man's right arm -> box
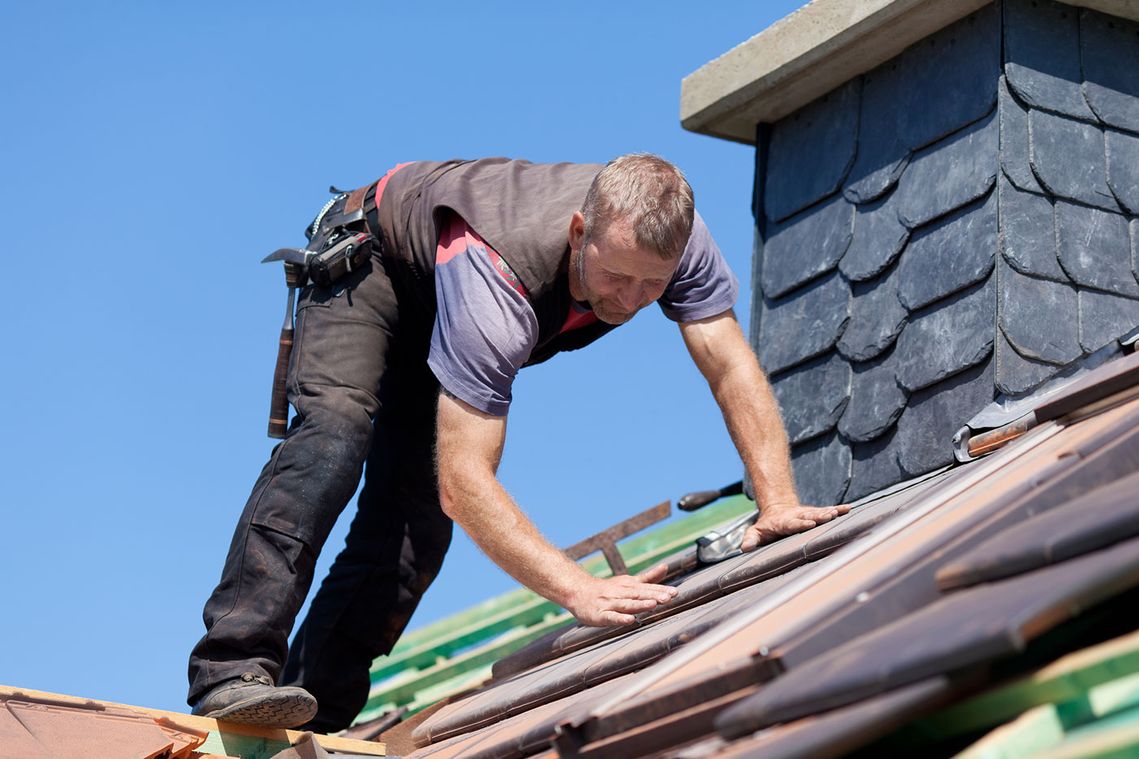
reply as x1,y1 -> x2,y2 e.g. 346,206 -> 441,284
435,391 -> 678,626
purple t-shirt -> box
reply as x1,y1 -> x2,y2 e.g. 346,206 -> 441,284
428,211 -> 738,415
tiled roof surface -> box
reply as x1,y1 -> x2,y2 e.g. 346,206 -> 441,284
359,497 -> 759,725
392,350 -> 1139,757
0,687 -> 386,758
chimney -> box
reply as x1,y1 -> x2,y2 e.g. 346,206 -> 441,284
682,0 -> 1139,504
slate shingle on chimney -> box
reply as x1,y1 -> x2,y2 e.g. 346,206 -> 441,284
737,0 -> 1139,505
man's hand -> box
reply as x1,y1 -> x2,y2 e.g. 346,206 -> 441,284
563,563 -> 678,626
437,394 -> 681,627
740,503 -> 851,551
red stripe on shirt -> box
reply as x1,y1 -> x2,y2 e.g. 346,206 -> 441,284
372,162 -> 411,209
435,213 -> 528,298
436,214 -> 472,266
560,303 -> 598,334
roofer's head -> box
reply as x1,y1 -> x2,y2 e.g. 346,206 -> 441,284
569,153 -> 695,325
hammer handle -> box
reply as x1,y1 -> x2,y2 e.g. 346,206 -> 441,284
678,481 -> 745,512
678,490 -> 721,512
268,326 -> 293,438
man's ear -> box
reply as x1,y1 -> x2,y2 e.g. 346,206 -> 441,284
568,211 -> 586,251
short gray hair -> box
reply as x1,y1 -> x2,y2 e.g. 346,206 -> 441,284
581,153 -> 695,259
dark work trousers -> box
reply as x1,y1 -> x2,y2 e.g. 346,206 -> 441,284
187,249 -> 451,733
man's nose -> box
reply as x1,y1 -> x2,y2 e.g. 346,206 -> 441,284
617,283 -> 643,311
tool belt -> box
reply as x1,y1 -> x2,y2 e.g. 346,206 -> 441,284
263,181 -> 383,288
260,181 -> 382,438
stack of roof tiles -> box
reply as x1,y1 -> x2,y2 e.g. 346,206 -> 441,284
391,350 -> 1139,757
753,0 -> 1139,505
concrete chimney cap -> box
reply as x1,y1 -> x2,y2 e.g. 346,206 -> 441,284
681,0 -> 1139,145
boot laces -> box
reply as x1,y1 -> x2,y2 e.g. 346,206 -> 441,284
239,672 -> 274,687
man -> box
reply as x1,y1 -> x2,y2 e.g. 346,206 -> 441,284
188,154 -> 847,732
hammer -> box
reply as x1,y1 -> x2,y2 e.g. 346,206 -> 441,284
677,480 -> 744,511
262,248 -> 313,438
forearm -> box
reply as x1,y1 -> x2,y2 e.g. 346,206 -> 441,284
710,357 -> 799,509
440,468 -> 592,608
435,392 -> 677,624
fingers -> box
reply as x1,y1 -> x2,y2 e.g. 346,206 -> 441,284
605,597 -> 659,615
574,574 -> 679,627
609,577 -> 677,604
635,562 -> 669,584
597,610 -> 637,626
740,504 -> 854,551
611,586 -> 676,603
740,526 -> 762,552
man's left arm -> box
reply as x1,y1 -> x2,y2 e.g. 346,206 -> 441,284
679,311 -> 849,550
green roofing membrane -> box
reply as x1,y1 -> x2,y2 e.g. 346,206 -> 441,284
947,633 -> 1139,758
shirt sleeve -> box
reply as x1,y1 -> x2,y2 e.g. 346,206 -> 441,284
658,210 -> 739,322
428,217 -> 538,417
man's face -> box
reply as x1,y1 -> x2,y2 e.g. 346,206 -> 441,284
570,213 -> 680,325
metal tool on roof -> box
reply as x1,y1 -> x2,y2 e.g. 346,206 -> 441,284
695,510 -> 758,564
260,225 -> 374,438
676,480 -> 755,564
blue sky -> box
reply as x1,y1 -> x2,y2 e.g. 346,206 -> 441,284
0,1 -> 804,713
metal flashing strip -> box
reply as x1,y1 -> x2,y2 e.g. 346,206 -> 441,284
955,349 -> 1139,461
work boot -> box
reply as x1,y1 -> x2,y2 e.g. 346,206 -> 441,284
192,672 -> 318,728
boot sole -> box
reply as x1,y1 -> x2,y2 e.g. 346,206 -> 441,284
201,691 -> 318,729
